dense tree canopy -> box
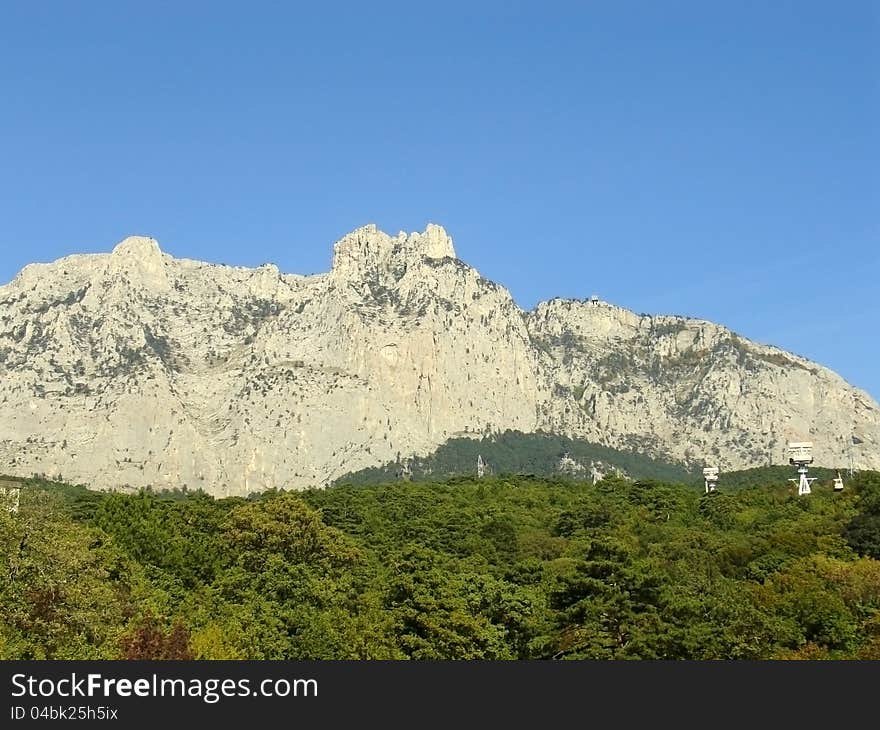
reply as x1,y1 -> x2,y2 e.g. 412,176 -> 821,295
1,470 -> 878,659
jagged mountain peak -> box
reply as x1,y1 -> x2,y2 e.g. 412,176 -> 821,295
104,235 -> 169,291
419,223 -> 456,259
331,223 -> 456,281
0,224 -> 877,495
111,235 -> 162,258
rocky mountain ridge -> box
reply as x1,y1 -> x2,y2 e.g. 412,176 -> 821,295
1,224 -> 877,495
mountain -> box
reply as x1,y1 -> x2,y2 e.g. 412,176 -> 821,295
0,224 -> 877,495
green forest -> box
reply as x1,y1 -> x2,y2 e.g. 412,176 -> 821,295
337,429 -> 696,485
1,469 -> 879,660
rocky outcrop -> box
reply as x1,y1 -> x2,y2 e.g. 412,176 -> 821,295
0,224 -> 877,495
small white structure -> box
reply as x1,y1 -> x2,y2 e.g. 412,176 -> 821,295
833,471 -> 844,492
787,441 -> 816,496
0,483 -> 20,514
787,442 -> 814,464
703,466 -> 719,493
477,454 -> 487,479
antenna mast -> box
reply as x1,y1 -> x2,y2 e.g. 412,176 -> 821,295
849,434 -> 856,478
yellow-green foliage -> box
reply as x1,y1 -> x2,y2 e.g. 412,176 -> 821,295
1,471 -> 879,659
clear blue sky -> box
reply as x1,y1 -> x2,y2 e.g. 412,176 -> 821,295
1,1 -> 877,399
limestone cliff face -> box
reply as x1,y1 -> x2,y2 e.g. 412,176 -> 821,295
0,225 -> 877,494
526,299 -> 878,471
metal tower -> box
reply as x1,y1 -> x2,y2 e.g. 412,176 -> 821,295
703,466 -> 719,494
787,442 -> 816,496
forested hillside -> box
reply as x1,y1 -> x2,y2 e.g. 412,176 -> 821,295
337,430 -> 696,485
1,471 -> 879,659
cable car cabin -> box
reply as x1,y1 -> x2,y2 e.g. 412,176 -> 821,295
833,473 -> 844,492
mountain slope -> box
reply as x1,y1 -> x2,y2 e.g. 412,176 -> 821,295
335,430 -> 696,486
0,224 -> 877,495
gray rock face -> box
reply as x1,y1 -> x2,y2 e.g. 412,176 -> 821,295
1,224 -> 877,495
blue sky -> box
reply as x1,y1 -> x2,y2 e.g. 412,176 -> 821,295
1,1 -> 877,399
